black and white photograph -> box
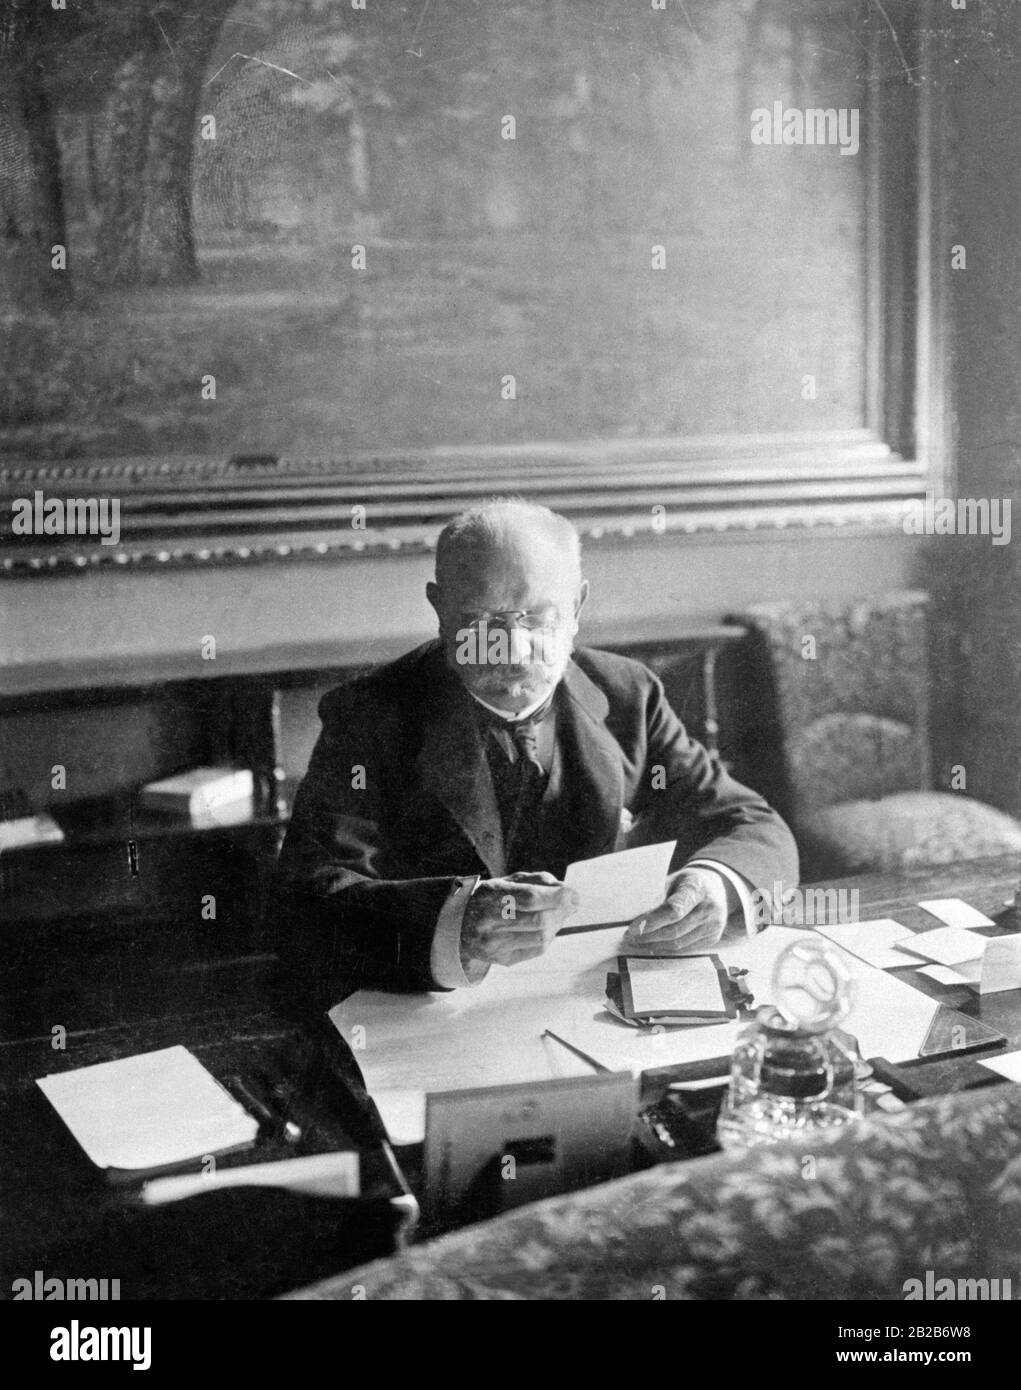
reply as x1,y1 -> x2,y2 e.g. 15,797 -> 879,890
1,0 -> 1019,1346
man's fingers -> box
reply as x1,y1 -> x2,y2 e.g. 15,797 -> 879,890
664,883 -> 703,920
625,904 -> 671,939
626,907 -> 724,955
628,928 -> 721,956
477,910 -> 564,941
489,886 -> 578,914
625,883 -> 703,939
503,941 -> 547,965
634,906 -> 714,945
481,936 -> 551,966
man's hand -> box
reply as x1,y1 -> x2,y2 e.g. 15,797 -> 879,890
622,866 -> 730,954
461,871 -> 580,968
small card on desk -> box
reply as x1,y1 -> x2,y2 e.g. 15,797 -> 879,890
894,926 -> 988,967
606,953 -> 738,1027
917,898 -> 995,930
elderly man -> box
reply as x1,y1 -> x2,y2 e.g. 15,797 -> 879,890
277,499 -> 798,997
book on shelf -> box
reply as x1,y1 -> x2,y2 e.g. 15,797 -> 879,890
138,766 -> 255,820
0,812 -> 64,852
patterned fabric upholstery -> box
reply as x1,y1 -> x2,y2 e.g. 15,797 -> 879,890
732,592 -> 1021,875
283,1082 -> 1021,1301
806,790 -> 1021,877
789,712 -> 920,812
735,591 -> 933,812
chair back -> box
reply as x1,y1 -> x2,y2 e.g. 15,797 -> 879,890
732,591 -> 932,821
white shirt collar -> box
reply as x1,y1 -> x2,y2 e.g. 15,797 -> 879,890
468,688 -> 554,723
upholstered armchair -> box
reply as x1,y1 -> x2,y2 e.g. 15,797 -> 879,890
730,591 -> 1021,878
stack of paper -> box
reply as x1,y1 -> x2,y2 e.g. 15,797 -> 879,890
139,767 -> 255,826
36,1046 -> 259,1175
909,934 -> 1021,994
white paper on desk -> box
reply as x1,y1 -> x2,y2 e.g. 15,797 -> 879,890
627,956 -> 723,1015
814,919 -> 915,970
978,1050 -> 1021,1083
918,898 -> 995,929
333,923 -> 940,1098
550,925 -> 939,1073
332,926 -> 629,1095
916,963 -> 973,987
372,1089 -> 427,1146
914,939 -> 1021,994
561,841 -> 676,929
893,926 -> 988,967
141,1151 -> 360,1205
974,935 -> 1021,995
36,1046 -> 258,1172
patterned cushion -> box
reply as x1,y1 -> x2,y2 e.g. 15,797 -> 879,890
790,713 -> 921,810
802,790 -> 1021,876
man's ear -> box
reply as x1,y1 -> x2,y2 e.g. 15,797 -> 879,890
426,581 -> 441,622
574,579 -> 590,618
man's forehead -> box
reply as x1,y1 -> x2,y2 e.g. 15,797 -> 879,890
442,535 -> 577,596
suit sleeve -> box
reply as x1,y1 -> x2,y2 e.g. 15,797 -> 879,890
275,687 -> 464,999
628,670 -> 799,902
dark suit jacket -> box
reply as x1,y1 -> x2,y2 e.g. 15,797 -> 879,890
276,641 -> 798,996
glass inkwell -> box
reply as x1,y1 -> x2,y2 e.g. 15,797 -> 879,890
717,937 -> 865,1151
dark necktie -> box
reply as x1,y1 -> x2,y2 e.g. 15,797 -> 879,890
510,717 -> 546,780
475,691 -> 556,775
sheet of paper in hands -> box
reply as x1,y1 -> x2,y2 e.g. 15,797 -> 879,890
561,841 -> 676,930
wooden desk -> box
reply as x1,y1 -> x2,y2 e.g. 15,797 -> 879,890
0,990 -> 410,1300
1,856 -> 1017,1299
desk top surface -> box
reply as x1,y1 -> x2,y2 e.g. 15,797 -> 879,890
1,854 -> 1018,1298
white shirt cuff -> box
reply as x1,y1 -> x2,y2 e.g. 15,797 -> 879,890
430,875 -> 489,989
686,859 -> 759,936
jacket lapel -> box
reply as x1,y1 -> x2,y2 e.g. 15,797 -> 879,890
414,650 -> 624,876
558,659 -> 626,859
415,661 -> 507,877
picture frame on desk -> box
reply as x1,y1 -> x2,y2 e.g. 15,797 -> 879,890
423,1072 -> 638,1227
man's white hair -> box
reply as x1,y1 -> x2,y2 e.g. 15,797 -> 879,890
435,497 -> 581,587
